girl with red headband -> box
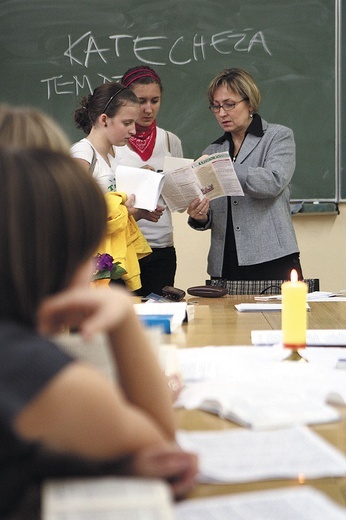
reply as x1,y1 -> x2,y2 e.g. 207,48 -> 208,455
116,66 -> 183,297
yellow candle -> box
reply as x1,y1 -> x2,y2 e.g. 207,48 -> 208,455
281,269 -> 307,349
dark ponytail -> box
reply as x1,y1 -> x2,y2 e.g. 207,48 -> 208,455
74,82 -> 139,135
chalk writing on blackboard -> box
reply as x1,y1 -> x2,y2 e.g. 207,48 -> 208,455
41,29 -> 272,100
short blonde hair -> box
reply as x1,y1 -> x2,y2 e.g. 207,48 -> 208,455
0,104 -> 71,152
207,68 -> 261,113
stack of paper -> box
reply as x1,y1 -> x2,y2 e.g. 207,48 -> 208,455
116,165 -> 165,211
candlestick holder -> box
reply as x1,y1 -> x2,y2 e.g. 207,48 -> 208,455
283,349 -> 308,362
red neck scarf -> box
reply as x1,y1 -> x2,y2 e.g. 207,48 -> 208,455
129,121 -> 157,161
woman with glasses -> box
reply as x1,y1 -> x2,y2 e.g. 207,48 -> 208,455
115,66 -> 183,297
187,67 -> 303,283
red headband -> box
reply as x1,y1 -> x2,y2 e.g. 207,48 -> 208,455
122,69 -> 161,88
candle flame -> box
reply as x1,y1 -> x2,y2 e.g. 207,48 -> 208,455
298,472 -> 305,484
290,269 -> 298,283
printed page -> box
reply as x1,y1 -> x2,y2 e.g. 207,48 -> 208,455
42,477 -> 174,520
191,159 -> 226,199
116,165 -> 165,211
176,426 -> 346,483
193,152 -> 244,198
175,486 -> 346,520
162,164 -> 204,212
177,346 -> 220,381
161,152 -> 243,212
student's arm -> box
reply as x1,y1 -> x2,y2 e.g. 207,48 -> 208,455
106,294 -> 176,440
36,286 -> 176,441
14,360 -> 168,459
15,286 -> 197,496
14,359 -> 198,496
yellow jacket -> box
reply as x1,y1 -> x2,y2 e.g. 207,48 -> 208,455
96,192 -> 151,291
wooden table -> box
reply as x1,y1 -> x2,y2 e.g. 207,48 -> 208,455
164,295 -> 346,348
167,295 -> 346,507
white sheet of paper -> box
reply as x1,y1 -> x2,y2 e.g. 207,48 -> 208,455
254,291 -> 346,302
116,165 -> 165,211
175,486 -> 346,520
252,329 -> 346,346
177,426 -> 346,483
235,303 -> 311,312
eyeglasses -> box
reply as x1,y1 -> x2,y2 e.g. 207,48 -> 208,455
209,98 -> 247,113
103,87 -> 126,114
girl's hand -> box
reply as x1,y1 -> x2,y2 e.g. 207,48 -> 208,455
125,194 -> 164,222
130,444 -> 198,499
136,205 -> 165,222
125,194 -> 138,217
37,286 -> 133,340
141,164 -> 155,171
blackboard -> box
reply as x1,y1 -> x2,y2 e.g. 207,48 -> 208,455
341,0 -> 346,199
0,0 -> 340,201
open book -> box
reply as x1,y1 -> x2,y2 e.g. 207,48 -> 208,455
116,165 -> 165,211
54,332 -> 117,382
175,380 -> 340,429
42,477 -> 174,520
175,346 -> 346,429
161,152 -> 244,212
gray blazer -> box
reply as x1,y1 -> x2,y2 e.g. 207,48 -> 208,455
188,119 -> 299,277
